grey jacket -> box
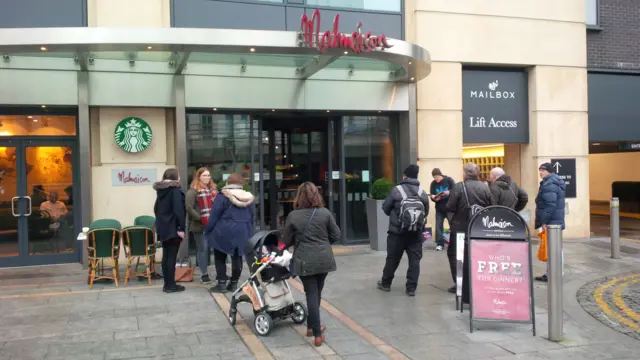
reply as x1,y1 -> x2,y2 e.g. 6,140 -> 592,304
281,207 -> 341,277
382,178 -> 430,236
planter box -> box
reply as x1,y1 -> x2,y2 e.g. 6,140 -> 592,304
365,198 -> 389,251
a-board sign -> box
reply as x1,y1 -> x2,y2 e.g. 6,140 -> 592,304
550,158 -> 576,198
467,206 -> 536,335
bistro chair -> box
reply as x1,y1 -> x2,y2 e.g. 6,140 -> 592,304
134,215 -> 155,228
122,225 -> 157,286
87,219 -> 122,288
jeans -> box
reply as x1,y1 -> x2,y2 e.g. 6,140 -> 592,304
194,233 -> 211,278
435,211 -> 452,247
300,273 -> 328,337
213,249 -> 243,282
161,240 -> 180,289
380,233 -> 423,291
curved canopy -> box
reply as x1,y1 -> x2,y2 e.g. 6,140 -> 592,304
0,27 -> 430,82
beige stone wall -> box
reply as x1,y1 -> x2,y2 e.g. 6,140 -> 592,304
408,0 -> 589,238
87,0 -> 171,27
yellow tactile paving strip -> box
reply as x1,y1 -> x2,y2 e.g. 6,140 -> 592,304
593,273 -> 640,331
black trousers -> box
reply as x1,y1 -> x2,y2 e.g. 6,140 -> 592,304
447,230 -> 470,303
213,249 -> 243,282
300,273 -> 328,337
380,233 -> 423,291
161,240 -> 180,289
435,211 -> 453,247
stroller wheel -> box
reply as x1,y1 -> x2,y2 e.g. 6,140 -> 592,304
228,309 -> 237,326
254,312 -> 274,336
291,302 -> 308,324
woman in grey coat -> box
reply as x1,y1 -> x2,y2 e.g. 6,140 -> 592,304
281,182 -> 341,347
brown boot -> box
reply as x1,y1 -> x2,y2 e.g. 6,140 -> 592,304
306,324 -> 326,337
314,334 -> 325,347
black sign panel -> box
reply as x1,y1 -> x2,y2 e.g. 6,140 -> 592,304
462,69 -> 529,143
589,73 -> 640,142
550,158 -> 576,198
468,206 -> 528,240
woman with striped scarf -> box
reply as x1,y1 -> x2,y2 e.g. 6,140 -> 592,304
185,167 -> 218,284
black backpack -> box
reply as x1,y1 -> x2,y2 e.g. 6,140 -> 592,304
396,185 -> 427,233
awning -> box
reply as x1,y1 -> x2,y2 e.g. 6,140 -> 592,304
0,27 -> 430,83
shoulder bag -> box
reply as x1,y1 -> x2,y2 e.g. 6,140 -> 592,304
462,181 -> 485,220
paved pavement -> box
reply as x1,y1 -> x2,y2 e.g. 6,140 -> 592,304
1,237 -> 640,360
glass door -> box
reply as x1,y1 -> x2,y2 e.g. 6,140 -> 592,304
0,139 -> 78,267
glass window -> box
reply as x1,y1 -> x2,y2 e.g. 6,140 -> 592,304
343,116 -> 397,241
586,0 -> 599,26
0,116 -> 76,136
305,0 -> 401,12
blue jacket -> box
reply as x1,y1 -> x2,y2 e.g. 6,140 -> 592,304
534,173 -> 566,230
204,185 -> 255,256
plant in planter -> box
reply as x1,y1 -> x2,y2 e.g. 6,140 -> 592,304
366,178 -> 395,251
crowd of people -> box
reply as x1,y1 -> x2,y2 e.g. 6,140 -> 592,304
151,160 -> 566,345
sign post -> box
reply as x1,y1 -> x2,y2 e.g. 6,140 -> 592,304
467,206 -> 536,335
455,232 -> 465,311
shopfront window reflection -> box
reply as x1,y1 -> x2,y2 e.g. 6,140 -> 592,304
306,0 -> 401,12
343,116 -> 397,241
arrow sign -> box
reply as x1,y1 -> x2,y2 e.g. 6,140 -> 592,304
553,162 -> 562,173
551,158 -> 576,198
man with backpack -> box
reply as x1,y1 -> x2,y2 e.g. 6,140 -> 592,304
377,164 -> 429,297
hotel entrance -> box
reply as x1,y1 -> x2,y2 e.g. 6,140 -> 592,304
186,112 -> 399,245
0,112 -> 79,267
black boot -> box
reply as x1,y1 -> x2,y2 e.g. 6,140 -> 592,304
226,281 -> 239,292
210,280 -> 228,293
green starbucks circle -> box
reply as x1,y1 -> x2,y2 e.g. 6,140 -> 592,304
114,117 -> 153,153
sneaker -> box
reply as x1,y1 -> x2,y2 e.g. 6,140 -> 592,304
436,245 -> 444,251
163,285 -> 185,293
210,280 -> 228,293
535,274 -> 548,282
377,280 -> 390,292
200,275 -> 212,284
226,281 -> 238,292
447,285 -> 456,293
406,289 -> 416,297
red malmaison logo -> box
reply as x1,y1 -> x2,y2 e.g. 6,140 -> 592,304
299,9 -> 393,53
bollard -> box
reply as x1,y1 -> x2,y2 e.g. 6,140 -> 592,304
547,224 -> 564,342
611,197 -> 620,259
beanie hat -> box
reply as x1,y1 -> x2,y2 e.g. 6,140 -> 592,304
431,168 -> 443,177
404,164 -> 420,179
539,162 -> 554,173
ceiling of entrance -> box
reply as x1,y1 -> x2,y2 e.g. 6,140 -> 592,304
0,27 -> 430,83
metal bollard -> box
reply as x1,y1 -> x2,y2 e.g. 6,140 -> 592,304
547,224 -> 564,342
611,197 -> 620,259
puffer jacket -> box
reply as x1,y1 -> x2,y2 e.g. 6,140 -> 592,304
446,178 -> 492,232
382,178 -> 430,236
204,185 -> 255,255
489,174 -> 528,212
153,180 -> 186,242
534,173 -> 566,230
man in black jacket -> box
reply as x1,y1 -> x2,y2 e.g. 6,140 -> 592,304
377,164 -> 430,297
445,163 -> 492,301
430,168 -> 456,251
488,167 -> 528,211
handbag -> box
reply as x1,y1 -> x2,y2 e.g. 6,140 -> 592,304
462,182 -> 484,220
537,229 -> 548,262
175,256 -> 194,282
290,208 -> 318,277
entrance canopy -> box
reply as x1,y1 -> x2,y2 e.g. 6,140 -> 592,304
0,27 -> 430,83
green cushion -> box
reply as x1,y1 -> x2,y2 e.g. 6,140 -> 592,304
122,226 -> 155,256
90,218 -> 122,231
134,216 -> 155,228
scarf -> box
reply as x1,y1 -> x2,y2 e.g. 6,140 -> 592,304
197,188 -> 215,226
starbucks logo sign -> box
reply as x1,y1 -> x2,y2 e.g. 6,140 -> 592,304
114,117 -> 153,153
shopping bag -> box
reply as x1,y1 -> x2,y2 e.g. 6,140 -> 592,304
175,257 -> 194,282
537,230 -> 548,262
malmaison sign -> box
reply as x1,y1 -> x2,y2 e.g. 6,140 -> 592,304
299,9 -> 393,54
463,69 -> 529,143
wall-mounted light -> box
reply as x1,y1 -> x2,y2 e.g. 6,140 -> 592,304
41,105 -> 46,108
250,48 -> 255,52
410,77 -> 415,81
147,46 -> 153,50
40,46 -> 47,51
213,108 -> 217,111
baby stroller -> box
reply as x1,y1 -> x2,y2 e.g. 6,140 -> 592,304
227,230 -> 308,336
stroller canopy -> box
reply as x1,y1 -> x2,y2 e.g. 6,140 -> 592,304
244,230 -> 280,256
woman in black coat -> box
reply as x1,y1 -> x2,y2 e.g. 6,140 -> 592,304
153,168 -> 186,293
281,182 -> 340,347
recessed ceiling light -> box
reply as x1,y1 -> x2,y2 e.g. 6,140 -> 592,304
378,111 -> 381,113
40,46 -> 47,51
33,119 -> 38,122
410,77 -> 415,81
593,143 -> 601,146
344,51 -> 348,55
250,48 -> 255,52
213,108 -> 217,111
326,110 -> 330,112
147,46 -> 153,50
272,109 -> 275,112
27,116 -> 32,119
41,105 -> 46,108
408,61 -> 412,65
